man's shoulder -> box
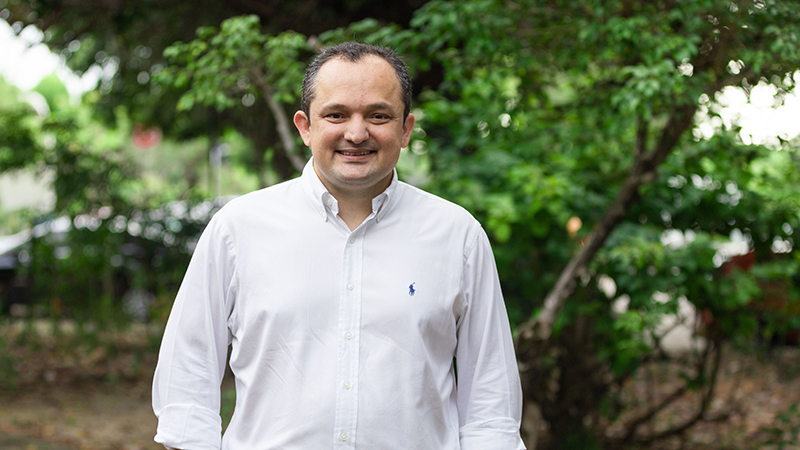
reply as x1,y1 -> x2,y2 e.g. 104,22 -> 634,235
220,177 -> 303,213
395,181 -> 479,227
207,177 -> 306,231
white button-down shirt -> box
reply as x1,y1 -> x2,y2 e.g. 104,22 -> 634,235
152,159 -> 525,450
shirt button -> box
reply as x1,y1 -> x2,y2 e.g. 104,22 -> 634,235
326,197 -> 333,206
340,434 -> 348,442
344,382 -> 351,389
321,212 -> 327,219
349,236 -> 355,243
347,283 -> 354,291
345,332 -> 352,340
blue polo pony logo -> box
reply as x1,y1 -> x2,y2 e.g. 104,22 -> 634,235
409,282 -> 416,297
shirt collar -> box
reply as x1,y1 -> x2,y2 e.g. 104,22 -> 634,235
301,157 -> 398,223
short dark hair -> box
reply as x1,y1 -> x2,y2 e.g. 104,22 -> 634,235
301,42 -> 412,122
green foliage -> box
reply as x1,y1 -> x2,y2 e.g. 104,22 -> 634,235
21,200 -> 212,325
42,107 -> 138,216
0,79 -> 41,173
33,74 -> 70,111
158,15 -> 307,112
0,74 -> 230,325
0,106 -> 41,172
762,403 -> 800,449
156,15 -> 312,183
1,75 -> 139,217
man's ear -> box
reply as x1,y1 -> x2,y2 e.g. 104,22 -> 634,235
401,113 -> 415,148
293,111 -> 312,146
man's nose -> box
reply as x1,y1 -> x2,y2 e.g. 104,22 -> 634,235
344,116 -> 369,144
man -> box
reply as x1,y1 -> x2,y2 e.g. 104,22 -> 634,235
152,42 -> 525,450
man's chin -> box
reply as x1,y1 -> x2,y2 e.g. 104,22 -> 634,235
333,171 -> 392,193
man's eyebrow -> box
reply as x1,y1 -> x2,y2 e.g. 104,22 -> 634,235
318,103 -> 347,113
317,102 -> 396,113
365,102 -> 394,111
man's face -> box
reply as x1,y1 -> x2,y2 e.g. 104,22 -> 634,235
293,56 -> 415,200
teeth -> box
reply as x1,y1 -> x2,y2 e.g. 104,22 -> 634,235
341,151 -> 371,156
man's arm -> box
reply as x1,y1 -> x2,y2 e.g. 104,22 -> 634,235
456,227 -> 526,450
152,216 -> 235,450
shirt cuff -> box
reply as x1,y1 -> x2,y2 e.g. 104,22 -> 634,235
154,403 -> 222,450
460,419 -> 527,450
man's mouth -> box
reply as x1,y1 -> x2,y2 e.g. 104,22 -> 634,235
338,151 -> 374,156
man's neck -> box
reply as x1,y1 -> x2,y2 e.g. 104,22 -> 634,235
336,196 -> 374,231
313,166 -> 392,231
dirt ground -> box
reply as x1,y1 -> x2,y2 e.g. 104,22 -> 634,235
0,382 -> 159,450
0,320 -> 798,450
615,346 -> 800,450
0,321 -> 163,450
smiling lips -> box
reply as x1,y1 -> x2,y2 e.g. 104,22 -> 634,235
338,150 -> 375,156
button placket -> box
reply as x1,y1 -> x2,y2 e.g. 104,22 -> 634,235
333,230 -> 362,448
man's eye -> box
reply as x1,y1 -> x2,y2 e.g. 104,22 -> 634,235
373,114 -> 390,121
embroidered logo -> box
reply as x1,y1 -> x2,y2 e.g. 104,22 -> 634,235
408,282 -> 416,297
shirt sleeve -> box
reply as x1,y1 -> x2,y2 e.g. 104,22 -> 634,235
152,215 -> 236,450
456,226 -> 526,450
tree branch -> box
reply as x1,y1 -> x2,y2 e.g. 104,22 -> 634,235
627,342 -> 724,445
619,339 -> 711,443
249,66 -> 306,173
515,103 -> 698,349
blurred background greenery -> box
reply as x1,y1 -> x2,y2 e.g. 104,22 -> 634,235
0,1 -> 799,449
